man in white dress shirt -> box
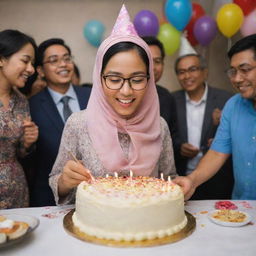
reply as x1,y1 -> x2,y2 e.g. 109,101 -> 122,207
171,37 -> 233,199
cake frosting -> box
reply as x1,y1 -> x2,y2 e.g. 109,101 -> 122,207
72,176 -> 187,241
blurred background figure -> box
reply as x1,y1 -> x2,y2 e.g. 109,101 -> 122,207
142,36 -> 178,141
71,63 -> 81,86
72,63 -> 92,88
18,71 -> 47,98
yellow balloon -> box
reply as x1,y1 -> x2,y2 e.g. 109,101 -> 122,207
157,23 -> 180,56
216,3 -> 244,38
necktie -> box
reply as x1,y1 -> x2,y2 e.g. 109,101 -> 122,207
61,96 -> 72,122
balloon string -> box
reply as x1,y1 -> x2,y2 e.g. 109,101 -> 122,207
201,46 -> 207,59
227,37 -> 232,51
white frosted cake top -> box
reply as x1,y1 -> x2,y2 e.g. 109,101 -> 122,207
78,176 -> 183,206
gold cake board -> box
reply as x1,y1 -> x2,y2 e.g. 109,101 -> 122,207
63,209 -> 196,247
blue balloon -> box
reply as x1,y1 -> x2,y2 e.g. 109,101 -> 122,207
83,20 -> 105,47
165,0 -> 192,31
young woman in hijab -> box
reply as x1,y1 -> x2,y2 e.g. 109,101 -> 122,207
49,6 -> 176,205
0,29 -> 38,208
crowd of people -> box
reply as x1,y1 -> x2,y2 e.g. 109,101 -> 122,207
0,5 -> 255,209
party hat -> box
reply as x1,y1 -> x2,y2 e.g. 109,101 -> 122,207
111,4 -> 138,37
179,34 -> 197,56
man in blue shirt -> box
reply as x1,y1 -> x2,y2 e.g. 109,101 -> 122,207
174,34 -> 256,200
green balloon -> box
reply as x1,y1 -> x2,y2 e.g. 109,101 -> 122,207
157,23 -> 181,56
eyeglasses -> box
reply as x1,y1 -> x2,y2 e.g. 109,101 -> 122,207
226,65 -> 256,79
102,74 -> 149,90
176,66 -> 202,76
43,55 -> 74,66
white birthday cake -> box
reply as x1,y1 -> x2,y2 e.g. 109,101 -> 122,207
72,176 -> 187,241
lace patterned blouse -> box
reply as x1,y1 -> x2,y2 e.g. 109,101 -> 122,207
49,110 -> 177,205
0,89 -> 31,209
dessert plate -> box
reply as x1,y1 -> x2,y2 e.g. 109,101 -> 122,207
0,214 -> 39,248
208,210 -> 251,227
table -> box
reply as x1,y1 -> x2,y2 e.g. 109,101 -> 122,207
0,200 -> 255,256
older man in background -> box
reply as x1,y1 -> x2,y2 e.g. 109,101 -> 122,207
171,37 -> 233,200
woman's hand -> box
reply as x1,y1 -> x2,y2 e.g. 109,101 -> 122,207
23,120 -> 39,148
58,160 -> 93,196
172,175 -> 196,201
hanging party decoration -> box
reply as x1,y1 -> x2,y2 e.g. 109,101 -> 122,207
134,10 -> 159,37
233,0 -> 256,16
216,3 -> 244,38
194,15 -> 217,46
83,20 -> 105,47
185,2 -> 206,46
240,9 -> 256,37
165,0 -> 192,31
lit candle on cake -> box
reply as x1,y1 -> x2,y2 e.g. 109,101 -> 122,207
129,170 -> 133,179
160,173 -> 164,180
129,170 -> 134,186
167,176 -> 171,191
114,172 -> 118,178
106,174 -> 109,178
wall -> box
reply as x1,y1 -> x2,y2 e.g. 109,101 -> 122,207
0,0 -> 239,93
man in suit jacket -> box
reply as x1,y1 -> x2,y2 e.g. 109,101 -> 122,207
142,36 -> 178,140
171,53 -> 234,199
27,38 -> 91,206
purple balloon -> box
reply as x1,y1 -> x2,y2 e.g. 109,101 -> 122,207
134,10 -> 159,37
193,15 -> 217,46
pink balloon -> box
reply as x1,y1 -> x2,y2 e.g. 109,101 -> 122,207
240,8 -> 256,37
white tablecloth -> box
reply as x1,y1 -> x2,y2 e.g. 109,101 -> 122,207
0,200 -> 255,256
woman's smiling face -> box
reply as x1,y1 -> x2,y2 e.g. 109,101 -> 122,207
0,43 -> 35,88
102,49 -> 148,119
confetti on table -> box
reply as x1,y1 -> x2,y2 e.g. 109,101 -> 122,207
41,208 -> 73,219
215,201 -> 238,210
238,201 -> 253,209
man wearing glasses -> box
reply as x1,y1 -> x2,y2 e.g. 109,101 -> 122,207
171,38 -> 233,200
25,38 -> 91,206
175,34 -> 256,200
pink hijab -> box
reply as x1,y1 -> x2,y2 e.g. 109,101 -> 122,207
86,5 -> 161,176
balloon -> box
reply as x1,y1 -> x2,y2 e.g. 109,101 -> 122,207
186,29 -> 198,46
185,3 -> 206,46
234,0 -> 256,16
160,0 -> 168,25
216,3 -> 244,38
159,16 -> 168,25
193,16 -> 217,46
83,20 -> 105,47
165,0 -> 192,31
134,10 -> 159,37
157,23 -> 181,56
240,9 -> 256,37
